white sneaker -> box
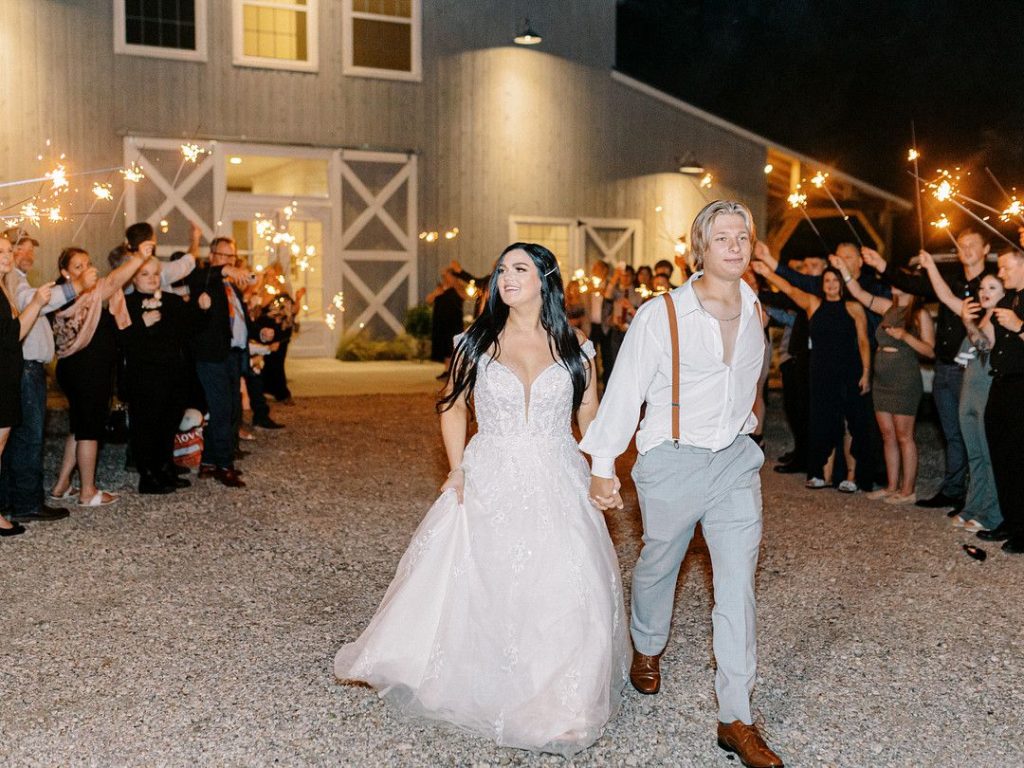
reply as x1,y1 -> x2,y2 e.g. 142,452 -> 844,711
805,477 -> 827,489
837,480 -> 858,493
866,488 -> 893,500
951,515 -> 968,528
962,519 -> 988,533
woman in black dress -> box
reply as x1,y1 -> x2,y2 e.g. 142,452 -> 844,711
120,257 -> 195,494
753,263 -> 873,491
0,234 -> 54,536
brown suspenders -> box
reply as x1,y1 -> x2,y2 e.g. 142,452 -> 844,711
661,292 -> 680,445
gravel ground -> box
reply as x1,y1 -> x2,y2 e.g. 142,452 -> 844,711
2,394 -> 1021,768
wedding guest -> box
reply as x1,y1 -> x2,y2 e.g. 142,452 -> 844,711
258,284 -> 300,404
862,231 -> 996,512
753,262 -> 873,492
186,238 -> 253,487
588,259 -> 613,386
0,229 -> 72,525
916,250 -> 1003,533
426,268 -> 465,378
120,257 -> 193,494
49,243 -> 148,507
565,277 -> 591,336
242,269 -> 284,432
978,247 -> 1024,554
0,235 -> 54,537
836,258 -> 934,503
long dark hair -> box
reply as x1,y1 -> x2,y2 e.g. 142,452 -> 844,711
437,242 -> 590,414
822,266 -> 848,301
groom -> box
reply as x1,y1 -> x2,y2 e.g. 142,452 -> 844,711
580,200 -> 783,768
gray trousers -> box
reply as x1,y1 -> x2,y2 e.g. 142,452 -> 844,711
630,435 -> 764,724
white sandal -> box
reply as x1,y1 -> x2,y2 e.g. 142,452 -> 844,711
47,487 -> 79,504
78,490 -> 118,507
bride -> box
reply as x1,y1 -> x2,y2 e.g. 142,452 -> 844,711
334,243 -> 629,757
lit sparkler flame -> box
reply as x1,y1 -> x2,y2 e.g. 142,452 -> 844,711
180,143 -> 205,163
907,149 -> 920,162
47,206 -> 64,223
787,190 -> 807,208
121,163 -> 145,183
92,183 -> 113,200
1001,198 -> 1022,222
325,313 -> 336,330
332,292 -> 345,311
465,280 -> 478,298
934,179 -> 954,202
21,202 -> 40,226
930,214 -> 951,230
46,165 -> 69,192
810,171 -> 829,188
699,173 -> 713,189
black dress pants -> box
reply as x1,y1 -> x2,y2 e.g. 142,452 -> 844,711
780,354 -> 809,465
984,376 -> 1024,536
807,373 -> 873,489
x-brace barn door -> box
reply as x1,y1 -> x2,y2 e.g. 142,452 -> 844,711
332,149 -> 417,338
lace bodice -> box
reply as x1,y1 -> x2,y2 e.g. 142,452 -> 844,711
472,340 -> 595,439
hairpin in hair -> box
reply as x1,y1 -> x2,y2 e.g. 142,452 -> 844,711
544,266 -> 558,277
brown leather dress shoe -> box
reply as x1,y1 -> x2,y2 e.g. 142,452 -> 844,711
629,650 -> 662,694
214,467 -> 246,488
717,721 -> 784,768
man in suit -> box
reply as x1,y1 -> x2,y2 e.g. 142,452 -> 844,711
187,237 -> 252,488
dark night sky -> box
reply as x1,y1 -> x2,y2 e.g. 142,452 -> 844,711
616,0 -> 1024,249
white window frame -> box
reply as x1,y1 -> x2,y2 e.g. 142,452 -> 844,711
113,0 -> 208,62
233,0 -> 320,73
342,0 -> 422,82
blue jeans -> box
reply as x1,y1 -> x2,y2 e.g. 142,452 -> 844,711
0,361 -> 47,515
931,362 -> 968,499
195,351 -> 243,469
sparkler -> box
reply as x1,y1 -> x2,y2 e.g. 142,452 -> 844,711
21,202 -> 40,227
92,183 -> 113,201
929,214 -> 958,248
45,165 -> 69,193
909,123 -> 925,250
911,168 -> 1020,251
983,167 -> 1024,226
332,291 -> 345,311
325,313 -> 336,330
787,186 -> 830,253
810,171 -> 863,246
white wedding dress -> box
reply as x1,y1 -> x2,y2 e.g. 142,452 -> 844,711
334,340 -> 629,757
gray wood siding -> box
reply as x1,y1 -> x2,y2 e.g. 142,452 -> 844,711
2,0 -> 765,297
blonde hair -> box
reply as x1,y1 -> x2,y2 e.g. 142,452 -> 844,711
689,200 -> 756,270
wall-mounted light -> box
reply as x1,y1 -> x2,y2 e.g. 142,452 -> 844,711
229,156 -> 243,165
677,155 -> 706,175
514,18 -> 542,45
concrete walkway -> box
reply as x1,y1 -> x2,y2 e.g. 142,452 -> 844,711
285,358 -> 447,397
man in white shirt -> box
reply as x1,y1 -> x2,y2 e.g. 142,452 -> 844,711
0,229 -> 74,523
580,201 -> 782,768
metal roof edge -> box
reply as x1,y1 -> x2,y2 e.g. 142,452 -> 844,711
610,70 -> 912,210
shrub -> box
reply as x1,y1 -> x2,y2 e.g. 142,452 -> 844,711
336,333 -> 423,361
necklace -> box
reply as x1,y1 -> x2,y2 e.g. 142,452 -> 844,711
693,289 -> 741,322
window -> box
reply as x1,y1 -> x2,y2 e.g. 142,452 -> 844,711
114,0 -> 207,62
343,0 -> 421,81
234,0 -> 319,72
510,217 -> 578,271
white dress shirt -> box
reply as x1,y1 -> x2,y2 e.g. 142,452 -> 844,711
579,272 -> 765,478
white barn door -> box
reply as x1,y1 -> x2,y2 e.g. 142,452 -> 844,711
578,218 -> 644,268
124,137 -> 218,254
332,150 -> 417,338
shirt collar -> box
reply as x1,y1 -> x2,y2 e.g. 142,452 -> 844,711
674,271 -> 760,316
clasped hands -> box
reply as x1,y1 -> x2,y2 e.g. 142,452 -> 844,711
588,475 -> 624,511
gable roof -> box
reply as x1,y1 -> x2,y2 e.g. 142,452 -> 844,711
611,70 -> 912,210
